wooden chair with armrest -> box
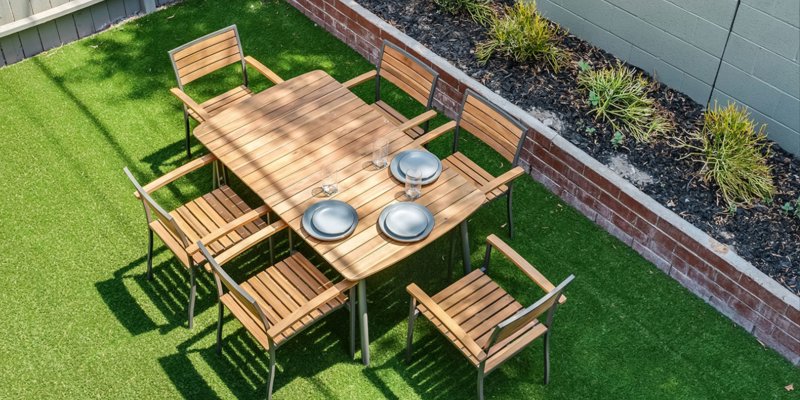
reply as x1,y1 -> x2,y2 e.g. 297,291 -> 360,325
415,89 -> 529,240
343,40 -> 440,140
196,235 -> 357,400
406,234 -> 574,400
124,155 -> 283,328
168,25 -> 285,157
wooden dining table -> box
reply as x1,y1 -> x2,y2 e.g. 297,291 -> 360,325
194,69 -> 485,365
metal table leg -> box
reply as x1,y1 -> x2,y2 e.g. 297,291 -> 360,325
358,280 -> 370,366
460,221 -> 471,273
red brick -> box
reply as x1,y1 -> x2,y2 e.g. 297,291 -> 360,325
649,228 -> 677,260
787,306 -> 800,325
738,274 -> 790,315
583,167 -> 620,198
769,327 -> 800,354
528,130 -> 552,152
618,191 -> 659,224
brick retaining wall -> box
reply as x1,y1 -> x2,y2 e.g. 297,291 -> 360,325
286,0 -> 800,365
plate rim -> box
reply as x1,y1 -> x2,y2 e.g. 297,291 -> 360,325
390,150 -> 442,185
302,200 -> 358,241
378,202 -> 435,243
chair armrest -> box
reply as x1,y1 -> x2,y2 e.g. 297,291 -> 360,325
133,153 -> 217,199
212,220 -> 288,267
406,283 -> 487,360
479,166 -> 525,194
486,234 -> 566,304
169,87 -> 211,121
185,205 -> 271,255
267,279 -> 356,338
244,56 -> 284,85
396,109 -> 437,133
342,70 -> 377,89
414,120 -> 456,146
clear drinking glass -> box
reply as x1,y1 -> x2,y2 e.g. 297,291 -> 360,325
404,167 -> 422,200
321,169 -> 339,196
372,138 -> 389,168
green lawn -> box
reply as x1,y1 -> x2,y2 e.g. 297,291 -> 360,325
0,0 -> 796,398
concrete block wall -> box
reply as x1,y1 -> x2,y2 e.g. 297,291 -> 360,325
711,0 -> 800,155
537,0 -> 800,156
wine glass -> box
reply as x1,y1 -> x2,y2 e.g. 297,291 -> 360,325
404,167 -> 422,200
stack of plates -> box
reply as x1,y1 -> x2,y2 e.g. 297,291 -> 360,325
390,150 -> 442,185
302,200 -> 358,241
378,202 -> 435,242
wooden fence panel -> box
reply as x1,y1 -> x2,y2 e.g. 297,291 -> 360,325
72,6 -> 93,38
55,14 -> 78,43
37,20 -> 61,50
89,2 -> 109,31
0,34 -> 24,64
0,1 -> 15,25
30,0 -> 51,13
7,0 -> 31,20
106,0 -> 125,22
18,26 -> 42,56
123,0 -> 140,17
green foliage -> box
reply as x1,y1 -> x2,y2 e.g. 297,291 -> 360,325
577,59 -> 591,72
476,1 -> 569,71
578,63 -> 672,142
584,126 -> 596,135
679,103 -> 775,207
433,0 -> 495,26
611,130 -> 625,148
781,201 -> 795,214
781,197 -> 800,218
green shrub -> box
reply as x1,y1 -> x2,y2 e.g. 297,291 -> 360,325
679,102 -> 775,207
433,0 -> 495,26
475,1 -> 569,71
577,63 -> 672,142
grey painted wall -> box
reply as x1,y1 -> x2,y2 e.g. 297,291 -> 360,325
537,0 -> 800,156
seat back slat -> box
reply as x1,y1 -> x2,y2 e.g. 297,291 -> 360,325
169,26 -> 244,86
378,42 -> 438,107
488,275 -> 574,347
458,91 -> 527,163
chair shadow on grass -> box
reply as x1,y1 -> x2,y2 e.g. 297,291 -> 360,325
158,307 -> 356,399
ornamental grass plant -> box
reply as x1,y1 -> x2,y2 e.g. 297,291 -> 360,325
433,0 -> 495,26
577,63 -> 672,143
679,102 -> 775,207
476,1 -> 569,72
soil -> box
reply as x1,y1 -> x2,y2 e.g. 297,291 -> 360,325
357,0 -> 800,295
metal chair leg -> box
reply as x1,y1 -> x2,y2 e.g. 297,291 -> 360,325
506,188 -> 514,239
477,367 -> 485,400
216,302 -> 224,354
447,229 -> 457,281
543,332 -> 551,385
267,347 -> 277,400
405,298 -> 417,363
349,287 -> 356,359
460,221 -> 471,274
188,263 -> 196,329
183,112 -> 191,158
146,229 -> 154,280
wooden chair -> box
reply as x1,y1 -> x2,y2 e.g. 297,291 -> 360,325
406,235 -> 574,400
416,89 -> 528,238
124,155 -> 284,328
168,25 -> 285,157
343,40 -> 440,140
196,237 -> 357,400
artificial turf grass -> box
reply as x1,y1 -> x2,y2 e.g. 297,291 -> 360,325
0,0 -> 796,398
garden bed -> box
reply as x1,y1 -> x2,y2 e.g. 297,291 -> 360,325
356,0 -> 800,296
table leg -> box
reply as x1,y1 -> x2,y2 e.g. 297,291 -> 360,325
460,221 -> 471,273
358,280 -> 370,366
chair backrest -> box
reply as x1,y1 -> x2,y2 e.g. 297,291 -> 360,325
485,274 -> 574,349
455,89 -> 527,164
376,41 -> 439,108
197,241 -> 271,331
123,167 -> 191,248
168,25 -> 247,88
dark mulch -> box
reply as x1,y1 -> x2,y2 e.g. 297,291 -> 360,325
357,0 -> 800,295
